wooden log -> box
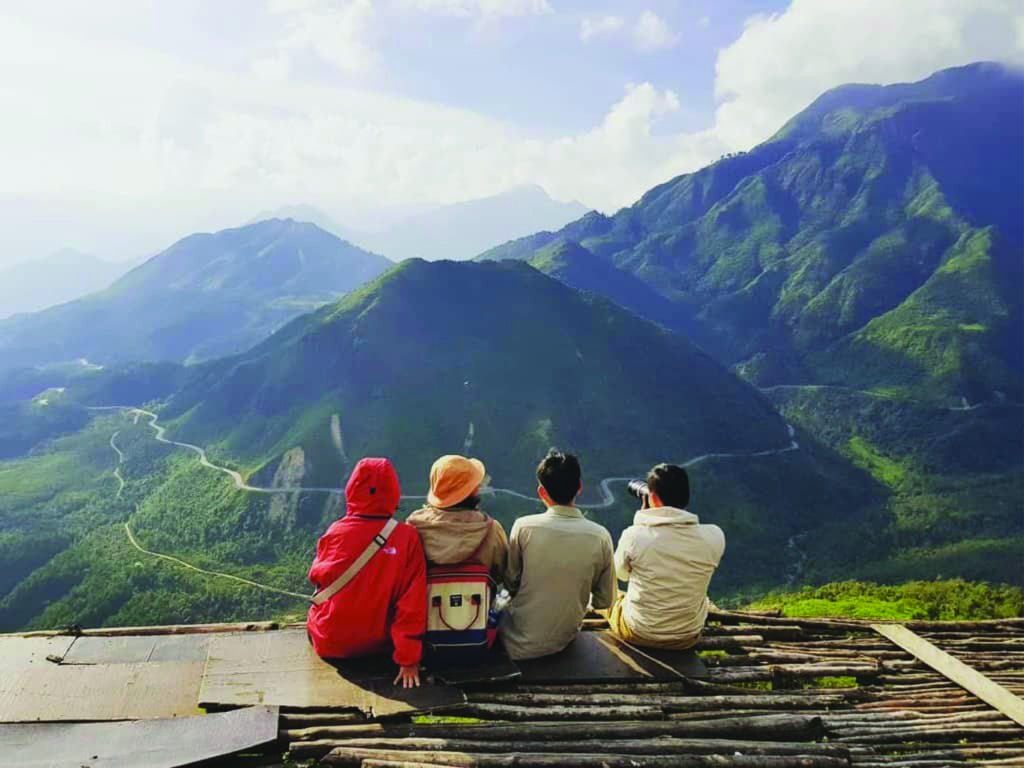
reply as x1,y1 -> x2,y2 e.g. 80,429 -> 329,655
694,635 -> 764,650
13,620 -> 281,638
283,714 -> 825,744
710,662 -> 879,684
320,748 -> 850,767
289,736 -> 852,759
465,692 -> 845,711
280,711 -> 365,727
459,703 -> 664,721
361,762 -> 462,768
708,610 -> 866,633
834,726 -> 1024,744
823,710 -> 1013,725
704,625 -> 806,640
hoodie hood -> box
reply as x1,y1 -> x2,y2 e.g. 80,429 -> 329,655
344,457 -> 401,518
406,505 -> 491,563
633,506 -> 700,527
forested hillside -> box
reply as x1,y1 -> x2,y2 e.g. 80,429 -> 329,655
481,63 -> 1024,406
0,219 -> 391,372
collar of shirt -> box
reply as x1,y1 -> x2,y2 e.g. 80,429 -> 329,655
546,505 -> 583,519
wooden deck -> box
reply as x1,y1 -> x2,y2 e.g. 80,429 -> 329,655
0,611 -> 1021,767
282,610 -> 1024,767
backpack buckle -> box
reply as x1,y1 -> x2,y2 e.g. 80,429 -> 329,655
374,533 -> 387,547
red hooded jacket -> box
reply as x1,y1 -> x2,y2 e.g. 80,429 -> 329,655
307,458 -> 426,667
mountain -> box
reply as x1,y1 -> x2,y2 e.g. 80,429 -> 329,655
354,185 -> 590,261
0,250 -> 132,320
167,258 -> 791,487
479,63 -> 1024,405
526,241 -> 692,334
0,219 -> 392,371
248,205 -> 351,241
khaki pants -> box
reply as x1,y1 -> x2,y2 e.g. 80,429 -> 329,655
603,595 -> 701,651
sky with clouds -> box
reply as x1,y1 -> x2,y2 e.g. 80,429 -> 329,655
1,0 -> 1022,263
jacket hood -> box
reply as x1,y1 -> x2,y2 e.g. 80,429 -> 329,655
633,506 -> 700,527
344,458 -> 401,518
407,505 -> 491,563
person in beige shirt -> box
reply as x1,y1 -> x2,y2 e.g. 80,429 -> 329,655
499,449 -> 616,661
609,463 -> 725,649
406,454 -> 509,586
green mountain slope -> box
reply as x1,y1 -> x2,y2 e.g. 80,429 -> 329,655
0,219 -> 392,372
0,259 -> 890,629
479,63 -> 1024,405
166,258 -> 791,489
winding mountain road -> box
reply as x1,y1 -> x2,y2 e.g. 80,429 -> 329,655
92,405 -> 801,601
91,407 -> 801,510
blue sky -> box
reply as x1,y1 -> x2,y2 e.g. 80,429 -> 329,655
0,0 -> 1021,263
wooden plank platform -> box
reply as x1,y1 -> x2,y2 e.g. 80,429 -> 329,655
515,631 -> 706,682
0,661 -> 205,722
59,634 -> 212,664
0,636 -> 76,669
199,629 -> 466,716
0,705 -> 278,767
873,622 -> 1024,727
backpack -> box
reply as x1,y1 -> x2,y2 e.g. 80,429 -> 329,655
424,523 -> 498,663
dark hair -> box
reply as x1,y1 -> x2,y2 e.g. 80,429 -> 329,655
537,449 -> 581,505
443,494 -> 481,511
647,463 -> 690,508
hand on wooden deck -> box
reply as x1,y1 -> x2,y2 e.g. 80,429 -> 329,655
394,664 -> 421,688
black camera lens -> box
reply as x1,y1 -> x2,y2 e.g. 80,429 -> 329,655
626,480 -> 649,499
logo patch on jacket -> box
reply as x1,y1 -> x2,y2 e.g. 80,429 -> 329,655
382,546 -> 398,555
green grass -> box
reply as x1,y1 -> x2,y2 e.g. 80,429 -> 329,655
748,580 -> 1023,621
846,436 -> 910,489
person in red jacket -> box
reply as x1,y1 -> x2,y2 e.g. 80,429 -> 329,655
307,457 -> 427,688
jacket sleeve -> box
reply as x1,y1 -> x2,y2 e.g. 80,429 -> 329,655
504,521 -> 523,596
591,533 -> 617,611
489,521 -> 510,588
613,528 -> 633,582
307,530 -> 334,589
390,527 -> 427,668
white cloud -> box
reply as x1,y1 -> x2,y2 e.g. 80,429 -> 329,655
633,10 -> 679,51
580,15 -> 625,42
402,0 -> 552,17
713,0 -> 1024,149
270,0 -> 377,76
3,0 -> 1024,263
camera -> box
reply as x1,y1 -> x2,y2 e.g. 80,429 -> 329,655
627,480 -> 649,499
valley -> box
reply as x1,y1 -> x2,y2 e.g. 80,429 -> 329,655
0,63 -> 1020,632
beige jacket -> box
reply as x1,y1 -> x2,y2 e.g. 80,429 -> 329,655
500,505 -> 616,661
406,506 -> 509,586
615,507 -> 725,643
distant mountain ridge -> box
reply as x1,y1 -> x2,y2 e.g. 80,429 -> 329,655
0,250 -> 132,320
260,186 -> 590,262
479,63 -> 1024,405
0,219 -> 391,371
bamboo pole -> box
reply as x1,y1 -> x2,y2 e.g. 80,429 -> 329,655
320,748 -> 851,767
288,736 -> 852,759
464,692 -> 846,711
459,703 -> 664,721
283,714 -> 825,744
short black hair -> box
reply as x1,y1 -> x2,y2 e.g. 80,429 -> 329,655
647,463 -> 690,508
537,449 -> 581,505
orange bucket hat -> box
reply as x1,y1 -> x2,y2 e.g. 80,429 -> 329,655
427,454 -> 487,509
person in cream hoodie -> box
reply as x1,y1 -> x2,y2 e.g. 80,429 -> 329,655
609,463 -> 725,649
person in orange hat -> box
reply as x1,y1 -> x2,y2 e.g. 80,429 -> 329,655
406,455 -> 509,587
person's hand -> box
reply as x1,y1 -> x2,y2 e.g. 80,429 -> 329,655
394,664 -> 421,688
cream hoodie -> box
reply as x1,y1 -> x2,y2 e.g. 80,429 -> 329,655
614,507 -> 725,643
406,506 -> 509,586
